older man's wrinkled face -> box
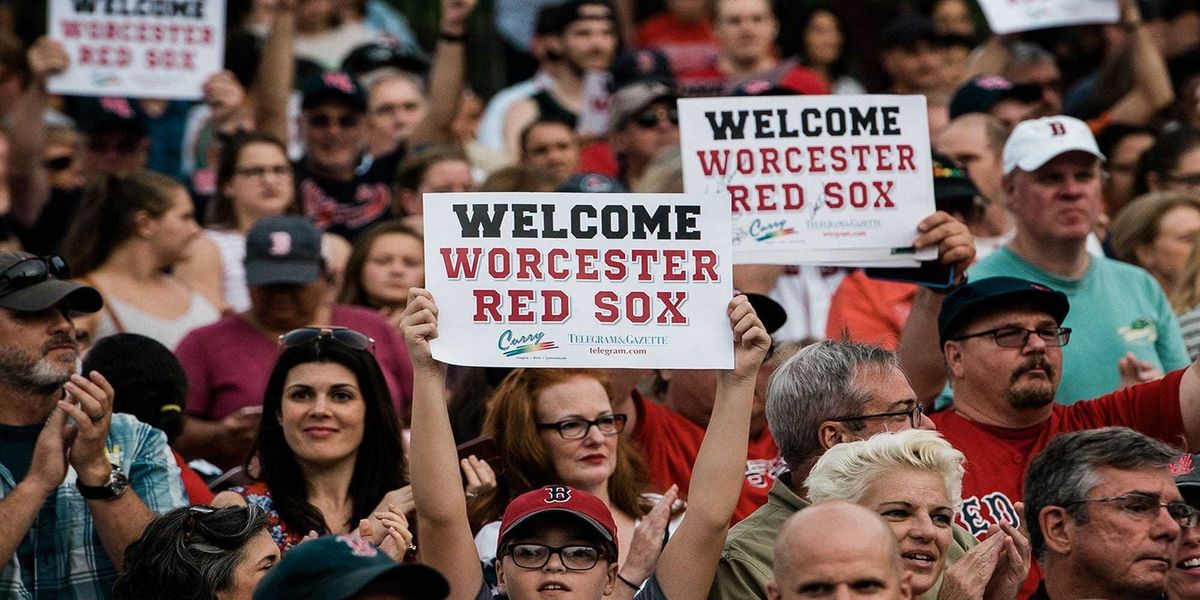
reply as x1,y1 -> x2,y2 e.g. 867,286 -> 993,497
0,306 -> 80,396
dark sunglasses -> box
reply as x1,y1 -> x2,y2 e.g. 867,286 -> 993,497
306,113 -> 361,129
279,326 -> 374,351
0,255 -> 70,295
43,155 -> 76,172
86,137 -> 142,154
633,108 -> 678,129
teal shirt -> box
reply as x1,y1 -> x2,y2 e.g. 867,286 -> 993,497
969,247 -> 1190,404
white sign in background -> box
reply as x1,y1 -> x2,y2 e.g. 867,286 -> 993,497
679,95 -> 936,266
977,0 -> 1119,35
48,0 -> 226,99
424,192 -> 735,369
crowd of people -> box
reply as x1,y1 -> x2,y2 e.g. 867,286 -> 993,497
4,0 -> 1200,599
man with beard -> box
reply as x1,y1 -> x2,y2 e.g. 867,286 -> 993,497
501,0 -> 618,156
931,276 -> 1200,597
0,252 -> 187,597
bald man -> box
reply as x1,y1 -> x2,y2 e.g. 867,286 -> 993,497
768,502 -> 913,600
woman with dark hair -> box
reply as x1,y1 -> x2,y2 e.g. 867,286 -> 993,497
1134,128 -> 1200,196
792,3 -> 863,96
176,132 -> 351,313
113,505 -> 279,600
213,327 -> 411,554
83,333 -> 214,504
338,220 -> 424,318
63,170 -> 221,349
393,145 -> 473,234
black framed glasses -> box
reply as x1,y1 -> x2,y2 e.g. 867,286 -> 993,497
0,255 -> 70,295
279,326 -> 374,351
505,543 -> 604,570
952,326 -> 1071,348
633,108 -> 679,129
537,414 -> 627,440
1064,493 -> 1200,528
827,403 -> 924,428
235,164 -> 293,178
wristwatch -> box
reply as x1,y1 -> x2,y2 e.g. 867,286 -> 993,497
76,464 -> 130,500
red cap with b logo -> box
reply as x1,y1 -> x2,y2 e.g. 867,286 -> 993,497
496,485 -> 618,558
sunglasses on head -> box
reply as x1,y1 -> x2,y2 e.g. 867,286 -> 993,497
43,155 -> 76,172
0,255 -> 70,295
633,108 -> 678,129
306,113 -> 361,129
278,326 -> 374,351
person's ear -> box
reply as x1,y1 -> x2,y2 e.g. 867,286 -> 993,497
766,581 -> 782,600
1002,174 -> 1017,206
818,420 -> 848,450
132,209 -> 155,238
1133,243 -> 1157,270
944,341 -> 966,378
495,559 -> 507,595
604,562 -> 618,596
1040,505 -> 1073,555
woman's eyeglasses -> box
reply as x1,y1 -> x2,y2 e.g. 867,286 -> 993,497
505,543 -> 604,570
0,255 -> 70,295
536,414 -> 628,440
278,326 -> 374,351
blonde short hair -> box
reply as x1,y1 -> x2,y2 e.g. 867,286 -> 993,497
805,429 -> 966,512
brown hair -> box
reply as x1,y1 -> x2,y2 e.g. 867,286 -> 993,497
1110,191 -> 1200,270
209,132 -> 296,229
478,165 -> 560,193
63,170 -> 183,275
337,219 -> 423,308
472,369 -> 652,526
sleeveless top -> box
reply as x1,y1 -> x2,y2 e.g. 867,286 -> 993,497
532,90 -> 578,127
204,228 -> 251,313
92,285 -> 221,350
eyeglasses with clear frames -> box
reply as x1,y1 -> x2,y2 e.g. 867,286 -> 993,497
1064,493 -> 1200,528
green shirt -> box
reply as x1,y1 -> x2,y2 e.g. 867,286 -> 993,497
708,474 -> 977,600
970,247 -> 1190,404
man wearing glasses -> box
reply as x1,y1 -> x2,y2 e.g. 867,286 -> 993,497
931,276 -> 1200,597
1023,427 -> 1191,600
0,252 -> 187,598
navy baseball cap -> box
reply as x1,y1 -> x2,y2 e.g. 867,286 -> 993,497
244,216 -> 324,286
949,75 -> 1044,120
301,71 -> 368,113
938,277 -> 1069,346
557,173 -> 627,193
253,535 -> 449,600
1175,454 -> 1200,503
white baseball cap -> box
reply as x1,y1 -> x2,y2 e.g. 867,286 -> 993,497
1002,116 -> 1105,175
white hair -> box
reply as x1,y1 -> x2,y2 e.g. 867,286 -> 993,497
805,429 -> 966,512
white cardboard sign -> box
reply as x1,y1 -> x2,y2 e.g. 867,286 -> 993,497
977,0 -> 1119,34
424,192 -> 735,369
47,0 -> 226,99
679,95 -> 936,266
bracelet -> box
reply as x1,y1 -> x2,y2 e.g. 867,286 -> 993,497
616,574 -> 642,591
439,30 -> 466,42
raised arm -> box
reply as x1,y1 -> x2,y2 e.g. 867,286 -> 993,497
408,0 -> 477,147
896,212 -> 975,410
1104,0 -> 1175,125
8,37 -> 68,228
402,287 -> 483,600
249,0 -> 294,144
653,295 -> 770,600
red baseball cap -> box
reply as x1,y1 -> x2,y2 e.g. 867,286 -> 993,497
497,486 -> 618,558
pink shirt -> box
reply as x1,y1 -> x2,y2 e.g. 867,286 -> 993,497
176,305 -> 414,422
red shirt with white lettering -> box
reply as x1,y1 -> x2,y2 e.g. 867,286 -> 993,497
630,390 -> 782,523
931,368 -> 1187,598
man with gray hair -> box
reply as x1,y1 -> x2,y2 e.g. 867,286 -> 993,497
768,501 -> 913,600
1024,427 -> 1192,600
709,340 -> 975,600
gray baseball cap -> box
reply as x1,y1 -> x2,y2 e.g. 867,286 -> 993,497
244,216 -> 324,287
0,253 -> 102,313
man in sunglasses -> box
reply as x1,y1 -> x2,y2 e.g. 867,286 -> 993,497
1024,427 -> 1189,600
607,80 -> 679,190
0,252 -> 187,597
927,275 -> 1200,597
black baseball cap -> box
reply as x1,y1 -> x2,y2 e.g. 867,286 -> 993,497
80,97 -> 149,138
1175,454 -> 1200,503
938,277 -> 1069,346
341,41 -> 430,79
253,535 -> 449,600
744,293 -> 787,336
610,48 -> 675,90
882,14 -> 941,50
932,152 -> 983,223
301,71 -> 368,113
949,75 -> 1044,120
244,216 -> 324,286
0,253 -> 102,314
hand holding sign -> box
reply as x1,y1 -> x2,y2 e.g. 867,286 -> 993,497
726,294 -> 771,383
401,287 -> 443,374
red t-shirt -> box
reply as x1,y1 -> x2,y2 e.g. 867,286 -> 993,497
824,271 -> 916,350
630,390 -> 782,523
931,368 -> 1187,598
636,12 -> 720,81
173,448 -> 214,505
